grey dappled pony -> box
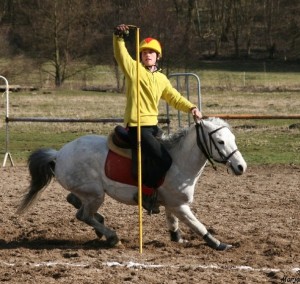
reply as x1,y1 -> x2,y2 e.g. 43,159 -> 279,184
17,118 -> 247,250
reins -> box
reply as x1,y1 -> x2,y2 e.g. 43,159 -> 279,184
195,121 -> 217,170
194,119 -> 239,170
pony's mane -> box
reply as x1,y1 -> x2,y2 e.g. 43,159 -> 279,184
159,117 -> 230,149
160,127 -> 189,149
205,117 -> 231,129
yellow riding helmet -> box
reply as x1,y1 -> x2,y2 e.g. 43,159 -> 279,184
139,37 -> 162,58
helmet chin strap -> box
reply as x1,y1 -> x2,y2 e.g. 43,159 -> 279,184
149,55 -> 159,70
146,64 -> 158,72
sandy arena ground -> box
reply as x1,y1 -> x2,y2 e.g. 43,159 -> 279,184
0,164 -> 299,283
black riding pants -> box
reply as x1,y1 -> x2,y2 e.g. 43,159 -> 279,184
128,126 -> 172,189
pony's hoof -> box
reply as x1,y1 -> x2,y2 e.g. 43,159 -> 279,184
94,229 -> 103,239
217,243 -> 232,251
106,235 -> 120,247
203,233 -> 232,251
114,240 -> 124,248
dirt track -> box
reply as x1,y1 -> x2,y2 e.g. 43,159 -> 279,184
0,164 -> 299,283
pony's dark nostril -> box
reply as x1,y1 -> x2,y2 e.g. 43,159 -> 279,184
238,165 -> 244,172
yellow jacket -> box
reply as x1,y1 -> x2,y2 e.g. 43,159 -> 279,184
113,35 -> 196,126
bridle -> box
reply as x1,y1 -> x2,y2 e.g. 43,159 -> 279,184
195,119 -> 239,170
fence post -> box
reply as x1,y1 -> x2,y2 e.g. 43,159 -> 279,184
1,76 -> 14,167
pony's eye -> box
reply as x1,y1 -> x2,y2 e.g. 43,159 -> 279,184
218,141 -> 225,145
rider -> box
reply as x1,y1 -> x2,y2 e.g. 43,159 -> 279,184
113,24 -> 202,214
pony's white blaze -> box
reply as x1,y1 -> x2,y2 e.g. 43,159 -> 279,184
17,118 -> 247,251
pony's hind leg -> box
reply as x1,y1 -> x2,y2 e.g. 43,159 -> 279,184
67,193 -> 82,209
67,193 -> 105,239
67,193 -> 104,223
70,188 -> 119,247
76,205 -> 119,247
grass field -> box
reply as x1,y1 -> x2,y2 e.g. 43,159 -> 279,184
1,62 -> 300,165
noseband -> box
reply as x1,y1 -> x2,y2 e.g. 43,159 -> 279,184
195,120 -> 239,170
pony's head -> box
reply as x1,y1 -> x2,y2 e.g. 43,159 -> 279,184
197,117 -> 247,175
159,117 -> 246,175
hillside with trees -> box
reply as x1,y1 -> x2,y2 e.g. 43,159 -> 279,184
0,0 -> 299,87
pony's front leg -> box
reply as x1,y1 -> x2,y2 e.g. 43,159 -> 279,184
172,205 -> 232,250
165,210 -> 184,243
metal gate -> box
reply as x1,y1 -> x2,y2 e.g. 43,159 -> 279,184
168,73 -> 202,128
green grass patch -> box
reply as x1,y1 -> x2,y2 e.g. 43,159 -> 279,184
1,118 -> 299,166
236,127 -> 300,165
1,63 -> 299,166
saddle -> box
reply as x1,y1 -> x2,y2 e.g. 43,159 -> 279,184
105,125 -> 165,188
107,125 -> 132,159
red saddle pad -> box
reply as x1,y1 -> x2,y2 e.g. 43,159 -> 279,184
105,150 -> 164,189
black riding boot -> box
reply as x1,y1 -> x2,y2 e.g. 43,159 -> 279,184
134,189 -> 160,215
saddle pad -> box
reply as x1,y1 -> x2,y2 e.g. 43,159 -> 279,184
105,150 -> 137,186
107,132 -> 131,159
105,150 -> 165,188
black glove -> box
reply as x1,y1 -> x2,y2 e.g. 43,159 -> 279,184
114,24 -> 130,38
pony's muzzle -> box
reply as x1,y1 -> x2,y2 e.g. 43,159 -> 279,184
226,160 -> 246,175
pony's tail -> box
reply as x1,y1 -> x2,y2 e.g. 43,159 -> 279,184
17,148 -> 57,214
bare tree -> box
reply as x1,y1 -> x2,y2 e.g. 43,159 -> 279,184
1,0 -> 300,82
12,0 -> 104,86
206,0 -> 231,57
263,0 -> 275,58
227,0 -> 256,57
